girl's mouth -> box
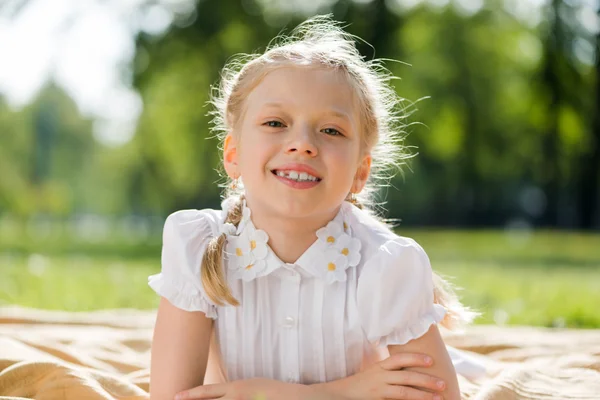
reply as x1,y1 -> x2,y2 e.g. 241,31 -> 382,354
271,169 -> 322,189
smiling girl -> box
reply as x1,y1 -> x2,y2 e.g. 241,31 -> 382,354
148,15 -> 482,400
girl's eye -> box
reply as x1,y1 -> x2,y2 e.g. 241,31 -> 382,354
264,120 -> 285,128
322,128 -> 342,136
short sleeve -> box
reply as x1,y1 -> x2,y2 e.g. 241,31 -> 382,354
356,238 -> 447,347
148,210 -> 219,319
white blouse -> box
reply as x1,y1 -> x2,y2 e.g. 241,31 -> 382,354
148,200 -> 485,384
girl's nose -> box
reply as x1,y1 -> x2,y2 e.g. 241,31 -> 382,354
285,126 -> 318,157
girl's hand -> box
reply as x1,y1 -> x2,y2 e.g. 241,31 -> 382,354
175,378 -> 318,400
316,353 -> 446,400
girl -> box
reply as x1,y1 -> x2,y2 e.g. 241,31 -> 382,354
148,15 -> 483,400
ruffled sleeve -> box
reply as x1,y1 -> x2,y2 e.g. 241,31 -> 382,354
148,210 -> 219,319
356,237 -> 447,347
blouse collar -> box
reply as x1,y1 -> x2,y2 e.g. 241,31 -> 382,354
221,199 -> 362,284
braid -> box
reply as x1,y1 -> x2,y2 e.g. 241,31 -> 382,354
200,195 -> 245,306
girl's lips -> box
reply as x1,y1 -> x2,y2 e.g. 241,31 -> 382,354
271,170 -> 321,189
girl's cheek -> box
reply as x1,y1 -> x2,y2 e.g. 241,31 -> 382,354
329,145 -> 355,164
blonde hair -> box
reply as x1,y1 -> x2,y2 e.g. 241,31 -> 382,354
201,16 -> 478,330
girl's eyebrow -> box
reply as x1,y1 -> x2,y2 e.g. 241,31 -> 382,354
261,101 -> 285,109
327,109 -> 352,123
260,101 -> 352,123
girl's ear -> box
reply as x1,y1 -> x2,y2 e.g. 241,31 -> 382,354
352,154 -> 372,193
223,134 -> 239,179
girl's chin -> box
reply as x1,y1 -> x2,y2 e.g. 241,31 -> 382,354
266,196 -> 342,218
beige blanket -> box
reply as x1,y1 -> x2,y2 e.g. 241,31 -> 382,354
0,307 -> 598,400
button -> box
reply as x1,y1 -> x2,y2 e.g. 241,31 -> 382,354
283,316 -> 295,328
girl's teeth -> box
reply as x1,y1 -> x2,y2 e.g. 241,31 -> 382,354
275,170 -> 319,182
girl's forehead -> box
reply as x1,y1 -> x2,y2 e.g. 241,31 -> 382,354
246,66 -> 358,115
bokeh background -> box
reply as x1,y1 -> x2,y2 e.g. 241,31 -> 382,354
0,0 -> 599,328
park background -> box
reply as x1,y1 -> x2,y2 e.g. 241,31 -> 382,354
0,0 -> 599,328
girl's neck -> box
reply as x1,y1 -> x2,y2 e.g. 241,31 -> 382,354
244,199 -> 340,264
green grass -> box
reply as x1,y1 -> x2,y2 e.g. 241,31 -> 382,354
0,254 -> 160,311
408,229 -> 600,328
1,229 -> 599,328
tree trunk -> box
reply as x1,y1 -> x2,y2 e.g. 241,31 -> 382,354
577,26 -> 600,229
540,0 -> 563,227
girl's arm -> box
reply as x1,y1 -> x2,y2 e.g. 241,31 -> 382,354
150,297 -> 214,400
177,353 -> 445,400
388,324 -> 461,400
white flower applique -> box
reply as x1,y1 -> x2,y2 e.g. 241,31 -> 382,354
335,233 -> 361,266
225,206 -> 270,281
316,220 -> 362,284
316,220 -> 343,245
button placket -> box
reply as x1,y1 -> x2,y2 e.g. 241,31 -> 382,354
281,265 -> 301,384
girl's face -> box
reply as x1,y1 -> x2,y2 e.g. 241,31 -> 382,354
224,66 -> 371,220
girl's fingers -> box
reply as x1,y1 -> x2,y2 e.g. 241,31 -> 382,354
379,353 -> 433,371
384,370 -> 446,392
382,384 -> 442,400
175,384 -> 225,399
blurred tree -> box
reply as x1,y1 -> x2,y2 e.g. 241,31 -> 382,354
0,84 -> 95,216
536,0 -> 597,228
540,0 -> 566,226
578,23 -> 600,229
